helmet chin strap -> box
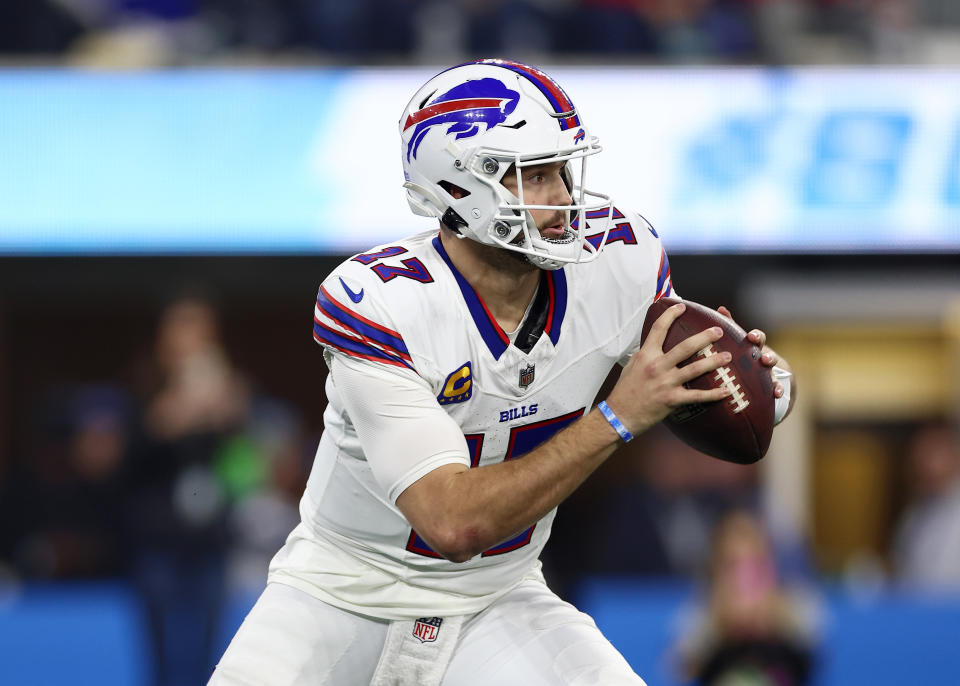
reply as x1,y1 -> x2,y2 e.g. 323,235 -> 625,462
485,204 -> 583,270
525,232 -> 580,270
519,204 -> 581,270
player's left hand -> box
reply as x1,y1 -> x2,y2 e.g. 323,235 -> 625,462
717,305 -> 785,400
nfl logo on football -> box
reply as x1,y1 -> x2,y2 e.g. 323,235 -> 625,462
412,617 -> 442,643
519,363 -> 535,389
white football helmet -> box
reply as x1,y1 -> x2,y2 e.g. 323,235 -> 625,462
399,59 -> 613,270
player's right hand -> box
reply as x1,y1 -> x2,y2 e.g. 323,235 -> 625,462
605,302 -> 733,436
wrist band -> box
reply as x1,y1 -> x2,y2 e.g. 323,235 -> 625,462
598,401 -> 634,443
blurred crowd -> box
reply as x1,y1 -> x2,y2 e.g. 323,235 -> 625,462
2,2 -> 959,683
0,290 -> 959,686
0,295 -> 309,686
0,290 -> 958,686
4,0 -> 960,66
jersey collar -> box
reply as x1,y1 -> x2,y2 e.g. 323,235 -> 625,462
432,235 -> 567,360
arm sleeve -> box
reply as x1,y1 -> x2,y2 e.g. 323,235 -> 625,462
328,352 -> 471,503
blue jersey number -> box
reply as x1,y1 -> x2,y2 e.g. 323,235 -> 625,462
352,247 -> 435,284
351,246 -> 407,265
372,258 -> 433,283
405,408 -> 585,559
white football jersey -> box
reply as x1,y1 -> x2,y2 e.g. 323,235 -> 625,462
268,207 -> 675,620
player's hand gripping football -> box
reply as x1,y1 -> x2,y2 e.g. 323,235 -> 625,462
605,302 -> 733,437
716,305 -> 787,401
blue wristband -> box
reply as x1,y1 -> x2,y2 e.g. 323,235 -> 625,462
598,401 -> 634,443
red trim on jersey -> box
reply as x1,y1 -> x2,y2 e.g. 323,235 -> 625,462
312,330 -> 410,368
503,408 -> 585,460
543,270 -> 557,336
654,249 -> 672,301
313,307 -> 412,364
481,527 -> 536,556
475,292 -> 510,346
406,530 -> 443,558
313,314 -> 393,358
318,285 -> 409,357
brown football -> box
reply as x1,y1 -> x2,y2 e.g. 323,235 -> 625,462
640,297 -> 774,464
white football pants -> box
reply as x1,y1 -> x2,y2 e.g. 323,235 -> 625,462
210,579 -> 646,685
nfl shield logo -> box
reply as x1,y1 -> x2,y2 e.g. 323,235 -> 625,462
412,617 -> 442,643
519,363 -> 535,389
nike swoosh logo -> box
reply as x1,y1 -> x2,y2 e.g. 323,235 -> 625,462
339,277 -> 364,303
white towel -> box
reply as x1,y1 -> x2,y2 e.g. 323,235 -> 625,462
369,615 -> 464,686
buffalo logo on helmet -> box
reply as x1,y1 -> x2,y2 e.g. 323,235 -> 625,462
404,78 -> 520,161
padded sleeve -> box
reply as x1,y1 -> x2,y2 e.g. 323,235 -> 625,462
328,352 -> 471,503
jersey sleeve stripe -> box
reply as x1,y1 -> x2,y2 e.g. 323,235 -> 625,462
657,248 -> 670,295
313,321 -> 413,369
314,305 -> 413,363
655,248 -> 672,301
313,315 -> 407,364
314,308 -> 412,364
317,285 -> 411,359
313,333 -> 411,369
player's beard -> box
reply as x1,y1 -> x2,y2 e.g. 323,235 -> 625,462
486,238 -> 539,274
502,222 -> 566,272
465,208 -> 573,274
534,209 -> 571,241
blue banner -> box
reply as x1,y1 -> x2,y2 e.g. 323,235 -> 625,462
1,67 -> 959,254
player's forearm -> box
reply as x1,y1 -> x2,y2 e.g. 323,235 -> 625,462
400,309 -> 732,562
423,410 -> 621,561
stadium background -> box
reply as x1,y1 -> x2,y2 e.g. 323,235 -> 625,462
1,1 -> 960,684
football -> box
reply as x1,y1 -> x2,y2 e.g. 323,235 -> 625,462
640,298 -> 774,464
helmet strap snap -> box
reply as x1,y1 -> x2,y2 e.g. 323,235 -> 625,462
442,207 -> 468,234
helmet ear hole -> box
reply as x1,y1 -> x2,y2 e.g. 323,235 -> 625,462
561,163 -> 573,193
438,180 -> 471,200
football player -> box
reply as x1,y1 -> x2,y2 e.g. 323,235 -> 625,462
210,59 -> 794,686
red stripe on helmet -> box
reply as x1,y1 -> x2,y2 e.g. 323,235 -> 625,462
404,97 -> 507,131
493,60 -> 575,113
